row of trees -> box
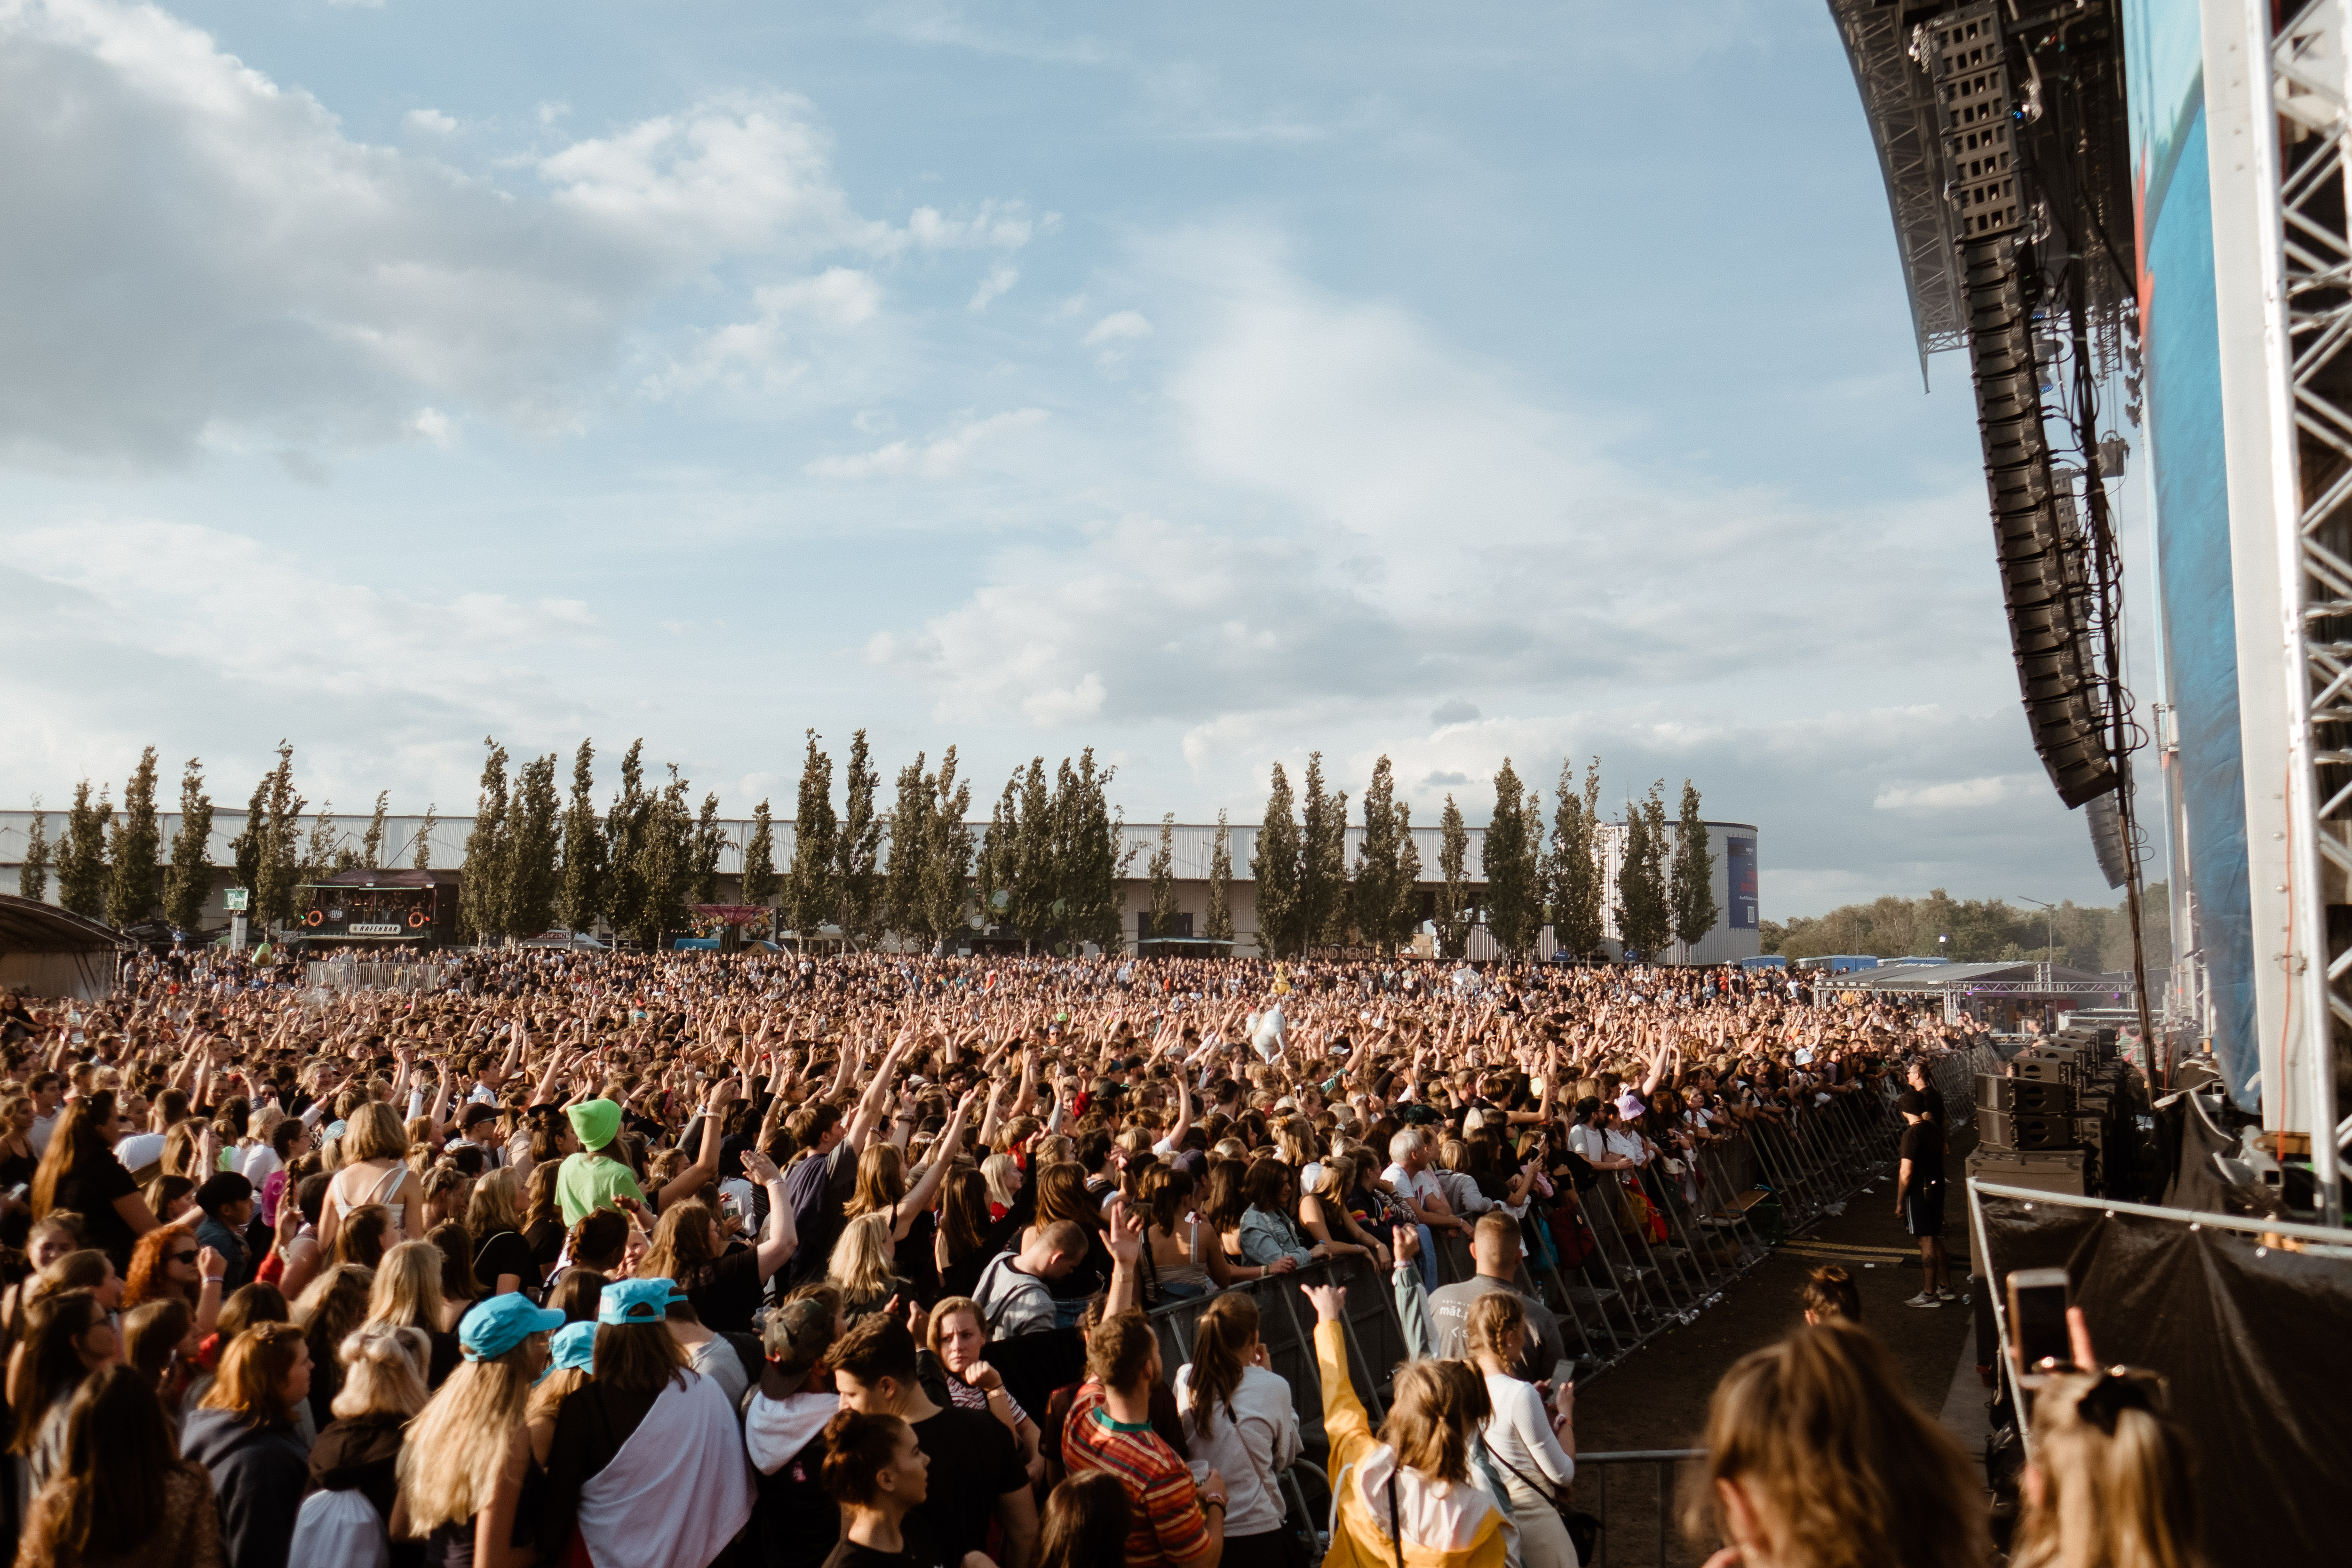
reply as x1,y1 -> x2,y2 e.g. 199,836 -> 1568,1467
1239,753 -> 1720,961
21,745 -> 400,935
1762,885 -> 2173,972
19,740 -> 1722,963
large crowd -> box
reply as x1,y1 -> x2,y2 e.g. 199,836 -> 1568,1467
0,948 -> 2202,1568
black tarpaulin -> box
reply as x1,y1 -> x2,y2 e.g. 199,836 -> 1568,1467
1973,1188 -> 2352,1568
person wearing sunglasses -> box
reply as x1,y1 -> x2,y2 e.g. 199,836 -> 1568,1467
122,1226 -> 232,1339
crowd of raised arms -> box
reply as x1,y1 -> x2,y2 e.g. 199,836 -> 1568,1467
0,949 -> 2201,1568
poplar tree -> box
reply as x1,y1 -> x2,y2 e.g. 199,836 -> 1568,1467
1053,750 -> 1128,954
302,803 -> 339,884
58,780 -> 110,919
413,804 -> 437,869
233,777 -> 268,895
977,773 -> 1018,935
558,742 -> 606,932
1007,759 -> 1057,949
362,791 -> 390,869
106,747 -> 162,926
18,800 -> 48,903
885,754 -> 932,946
1547,758 -> 1605,959
741,800 -> 779,909
1352,756 -> 1419,954
164,761 -> 213,934
837,731 -> 884,947
1297,753 -> 1349,949
460,740 -> 512,941
1669,779 -> 1720,949
254,744 -> 303,931
690,793 -> 727,907
1614,782 -> 1673,962
1480,758 -> 1544,959
916,748 -> 975,949
1146,815 -> 1180,940
604,741 -> 652,938
1206,810 -> 1234,944
507,752 -> 563,937
1435,795 -> 1471,960
1250,763 -> 1303,957
784,732 -> 837,941
631,768 -> 692,947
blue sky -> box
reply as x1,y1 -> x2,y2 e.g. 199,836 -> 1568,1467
0,0 -> 2158,915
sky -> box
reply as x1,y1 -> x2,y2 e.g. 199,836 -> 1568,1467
0,0 -> 2161,917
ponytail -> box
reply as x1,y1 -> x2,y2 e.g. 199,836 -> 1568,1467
1188,1293 -> 1257,1438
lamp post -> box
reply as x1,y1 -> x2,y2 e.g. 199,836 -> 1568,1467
2015,896 -> 2056,960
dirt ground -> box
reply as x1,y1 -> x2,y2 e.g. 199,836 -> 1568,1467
1562,1122 -> 1984,1567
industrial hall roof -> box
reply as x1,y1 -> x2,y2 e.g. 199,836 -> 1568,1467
0,895 -> 129,955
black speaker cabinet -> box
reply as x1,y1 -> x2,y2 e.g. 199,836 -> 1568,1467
2013,1053 -> 2079,1085
1981,1108 -> 2079,1150
1977,1074 -> 2074,1115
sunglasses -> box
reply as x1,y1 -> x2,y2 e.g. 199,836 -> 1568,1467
170,1250 -> 199,1264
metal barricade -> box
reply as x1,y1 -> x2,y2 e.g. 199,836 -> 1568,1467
1574,1449 -> 1707,1568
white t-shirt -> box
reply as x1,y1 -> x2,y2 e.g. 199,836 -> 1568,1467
114,1131 -> 167,1172
242,1144 -> 284,1188
28,1112 -> 58,1155
1565,1124 -> 1607,1165
1383,1163 -> 1443,1216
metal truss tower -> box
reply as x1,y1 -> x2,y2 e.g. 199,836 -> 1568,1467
2254,0 -> 2352,1225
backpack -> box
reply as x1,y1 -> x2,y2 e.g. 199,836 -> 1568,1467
289,1488 -> 389,1568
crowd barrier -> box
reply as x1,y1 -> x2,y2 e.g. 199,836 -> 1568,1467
1140,1047 -> 2002,1566
303,958 -> 453,994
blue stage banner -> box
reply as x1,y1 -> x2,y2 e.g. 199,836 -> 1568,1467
1725,835 -> 1758,931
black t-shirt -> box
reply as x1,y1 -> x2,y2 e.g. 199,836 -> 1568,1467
1920,1084 -> 1949,1125
474,1228 -> 539,1297
53,1151 -> 141,1269
907,1403 -> 1026,1560
525,1217 -> 566,1275
1899,1120 -> 1946,1181
681,1245 -> 765,1337
820,1520 -> 955,1568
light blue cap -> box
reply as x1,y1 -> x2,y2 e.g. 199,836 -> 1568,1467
598,1276 -> 675,1326
549,1320 -> 598,1372
459,1293 -> 564,1361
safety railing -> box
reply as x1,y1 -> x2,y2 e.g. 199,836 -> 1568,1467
1142,1049 -> 1999,1451
1575,1449 -> 1707,1568
303,958 -> 453,994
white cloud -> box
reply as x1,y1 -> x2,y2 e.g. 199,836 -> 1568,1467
806,407 -> 1048,480
1083,310 -> 1153,346
0,1 -> 1013,470
969,264 -> 1019,311
643,268 -> 886,398
404,107 -> 458,134
1872,774 -> 2035,812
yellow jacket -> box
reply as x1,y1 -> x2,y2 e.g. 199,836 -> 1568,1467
1314,1320 -> 1510,1568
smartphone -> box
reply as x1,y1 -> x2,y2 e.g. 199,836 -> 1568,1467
2007,1267 -> 2072,1385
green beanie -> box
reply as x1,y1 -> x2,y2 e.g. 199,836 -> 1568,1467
567,1098 -> 622,1153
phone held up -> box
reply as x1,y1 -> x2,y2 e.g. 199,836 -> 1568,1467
2006,1266 -> 2071,1388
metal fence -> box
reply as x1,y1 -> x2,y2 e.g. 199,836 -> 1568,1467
1133,1045 -> 2006,1566
303,958 -> 454,994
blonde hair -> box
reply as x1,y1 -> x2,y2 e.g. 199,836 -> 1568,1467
826,1211 -> 898,1305
1683,1320 -> 1984,1568
333,1324 -> 430,1420
397,1340 -> 539,1531
1380,1359 -> 1486,1484
2011,1371 -> 2200,1568
845,1143 -> 906,1219
343,1103 -> 409,1164
1465,1290 -> 1527,1367
365,1241 -> 448,1333
980,1153 -> 1022,1210
467,1167 -> 524,1238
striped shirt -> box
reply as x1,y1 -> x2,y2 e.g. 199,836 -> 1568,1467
1061,1381 -> 1212,1568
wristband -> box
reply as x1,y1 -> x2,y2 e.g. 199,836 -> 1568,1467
202,1274 -> 227,1286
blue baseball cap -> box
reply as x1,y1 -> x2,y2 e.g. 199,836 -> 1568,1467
598,1276 -> 675,1326
549,1320 -> 598,1373
459,1293 -> 564,1361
